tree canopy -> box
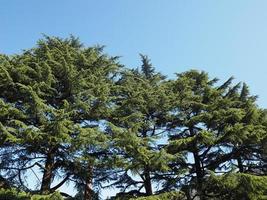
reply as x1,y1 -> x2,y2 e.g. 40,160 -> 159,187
0,36 -> 266,200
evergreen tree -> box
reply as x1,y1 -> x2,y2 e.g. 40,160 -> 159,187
108,56 -> 174,197
139,54 -> 154,79
166,70 -> 267,199
1,37 -> 267,200
0,36 -> 120,200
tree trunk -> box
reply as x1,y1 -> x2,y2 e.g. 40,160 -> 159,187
193,150 -> 204,200
144,166 -> 152,196
141,129 -> 152,196
189,126 -> 205,200
0,176 -> 9,189
263,140 -> 267,174
237,157 -> 244,173
40,148 -> 55,194
84,164 -> 93,200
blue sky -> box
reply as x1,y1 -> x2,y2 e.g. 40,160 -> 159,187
2,0 -> 267,107
2,0 -> 267,197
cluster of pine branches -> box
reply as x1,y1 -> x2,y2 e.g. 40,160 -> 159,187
0,36 -> 266,200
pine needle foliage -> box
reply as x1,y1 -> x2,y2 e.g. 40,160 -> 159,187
0,37 -> 266,200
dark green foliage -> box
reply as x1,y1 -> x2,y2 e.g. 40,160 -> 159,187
0,189 -> 30,200
0,36 -> 120,198
108,56 -> 174,196
204,173 -> 267,200
109,191 -> 185,200
130,191 -> 186,200
139,54 -> 155,79
165,70 -> 267,199
31,192 -> 63,200
0,36 -> 267,200
0,189 -> 63,200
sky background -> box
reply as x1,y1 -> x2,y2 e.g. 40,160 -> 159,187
2,0 -> 267,108
1,0 -> 267,197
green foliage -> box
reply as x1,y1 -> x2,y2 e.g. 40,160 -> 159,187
1,36 -> 267,199
130,191 -> 186,200
108,56 -> 175,195
110,191 -> 185,200
204,173 -> 267,200
0,189 -> 63,200
0,35 -> 121,196
167,70 -> 266,179
0,189 -> 30,200
31,192 -> 63,200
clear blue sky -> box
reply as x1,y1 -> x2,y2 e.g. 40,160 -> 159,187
2,1 -> 267,197
2,0 -> 267,107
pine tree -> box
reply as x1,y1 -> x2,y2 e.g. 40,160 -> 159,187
1,37 -> 267,200
0,36 -> 120,200
140,54 -> 155,79
108,56 -> 174,197
166,70 -> 267,199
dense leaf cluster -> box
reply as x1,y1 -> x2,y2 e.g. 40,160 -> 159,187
0,36 -> 266,200
0,189 -> 63,200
